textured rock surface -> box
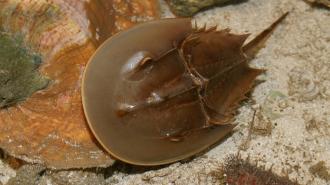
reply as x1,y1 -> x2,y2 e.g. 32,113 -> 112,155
166,0 -> 234,16
306,0 -> 330,8
7,165 -> 45,185
0,0 -> 159,169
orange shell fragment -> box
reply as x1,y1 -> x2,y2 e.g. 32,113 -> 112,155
0,0 -> 159,169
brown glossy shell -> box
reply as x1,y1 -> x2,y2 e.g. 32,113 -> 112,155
0,0 -> 159,169
83,12 -> 288,165
82,18 -> 255,165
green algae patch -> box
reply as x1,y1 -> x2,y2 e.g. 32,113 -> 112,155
0,32 -> 49,108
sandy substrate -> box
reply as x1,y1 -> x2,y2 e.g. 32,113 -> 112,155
0,0 -> 329,184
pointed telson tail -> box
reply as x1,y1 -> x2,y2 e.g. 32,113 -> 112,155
243,12 -> 289,59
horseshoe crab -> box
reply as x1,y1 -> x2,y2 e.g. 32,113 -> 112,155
82,14 -> 288,165
0,0 -> 159,169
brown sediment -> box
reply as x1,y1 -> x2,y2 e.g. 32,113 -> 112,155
0,0 -> 159,169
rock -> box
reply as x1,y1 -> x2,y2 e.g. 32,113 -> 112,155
166,0 -> 237,16
306,0 -> 330,8
41,170 -> 106,185
7,164 -> 45,185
